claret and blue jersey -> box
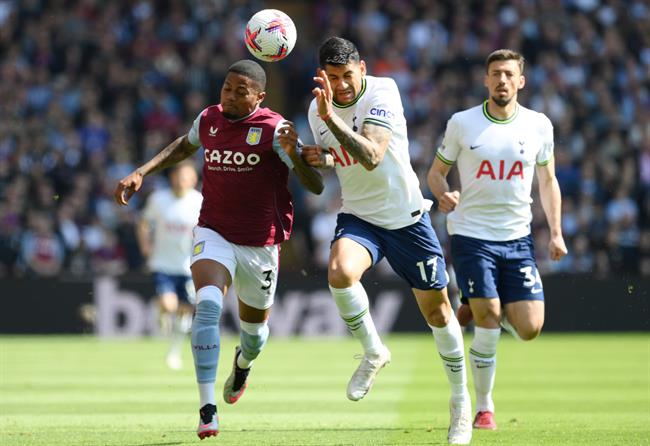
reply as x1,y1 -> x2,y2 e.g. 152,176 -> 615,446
187,105 -> 296,247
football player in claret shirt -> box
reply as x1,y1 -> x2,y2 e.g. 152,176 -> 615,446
114,59 -> 323,439
428,49 -> 568,431
301,37 -> 472,445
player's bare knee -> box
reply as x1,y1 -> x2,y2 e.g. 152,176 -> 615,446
516,323 -> 542,341
328,263 -> 357,288
158,296 -> 178,314
422,305 -> 451,327
472,307 -> 501,328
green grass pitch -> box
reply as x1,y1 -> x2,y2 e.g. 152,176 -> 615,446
1,333 -> 648,445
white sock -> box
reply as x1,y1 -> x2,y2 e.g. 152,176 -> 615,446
236,353 -> 251,369
429,315 -> 468,398
330,283 -> 384,356
199,382 -> 215,407
469,327 -> 501,413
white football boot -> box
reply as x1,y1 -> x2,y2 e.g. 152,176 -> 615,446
346,345 -> 391,401
447,393 -> 473,444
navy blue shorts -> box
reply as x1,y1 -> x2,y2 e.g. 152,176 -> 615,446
332,212 -> 448,290
152,272 -> 196,304
451,234 -> 544,304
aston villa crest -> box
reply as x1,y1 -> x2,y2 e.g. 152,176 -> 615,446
246,127 -> 262,145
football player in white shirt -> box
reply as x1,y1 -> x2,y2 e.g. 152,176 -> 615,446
428,49 -> 568,431
137,162 -> 202,370
301,37 -> 472,445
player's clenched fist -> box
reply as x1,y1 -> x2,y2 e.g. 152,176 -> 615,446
548,235 -> 568,261
277,121 -> 299,157
437,190 -> 460,213
301,145 -> 334,169
114,170 -> 143,205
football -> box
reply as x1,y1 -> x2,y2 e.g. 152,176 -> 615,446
244,9 -> 297,62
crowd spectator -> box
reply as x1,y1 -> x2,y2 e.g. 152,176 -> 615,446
0,0 -> 648,278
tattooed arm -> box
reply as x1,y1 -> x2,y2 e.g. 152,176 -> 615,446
114,135 -> 200,205
322,113 -> 390,170
312,68 -> 391,171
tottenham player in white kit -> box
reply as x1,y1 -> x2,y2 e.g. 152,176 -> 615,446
301,37 -> 472,445
428,49 -> 568,431
137,162 -> 202,370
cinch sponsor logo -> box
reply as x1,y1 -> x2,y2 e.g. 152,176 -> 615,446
204,149 -> 261,166
476,160 -> 524,180
369,107 -> 394,119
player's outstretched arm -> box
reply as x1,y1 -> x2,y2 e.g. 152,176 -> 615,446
536,159 -> 568,261
313,68 -> 387,171
427,157 -> 460,214
277,122 -> 324,195
114,134 -> 200,205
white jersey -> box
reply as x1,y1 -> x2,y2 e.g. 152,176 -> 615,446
437,101 -> 554,241
142,188 -> 203,275
308,75 -> 430,230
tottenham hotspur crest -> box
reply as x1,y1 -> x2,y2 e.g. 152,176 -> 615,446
246,127 -> 262,145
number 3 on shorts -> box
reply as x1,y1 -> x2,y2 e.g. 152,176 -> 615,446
261,269 -> 274,290
520,266 -> 542,290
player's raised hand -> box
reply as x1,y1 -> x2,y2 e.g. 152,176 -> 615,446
548,234 -> 568,261
438,190 -> 460,213
312,68 -> 334,120
277,121 -> 299,157
114,170 -> 144,205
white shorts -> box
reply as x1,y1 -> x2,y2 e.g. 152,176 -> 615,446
190,226 -> 279,310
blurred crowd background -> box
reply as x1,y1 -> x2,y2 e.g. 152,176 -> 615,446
1,0 -> 648,280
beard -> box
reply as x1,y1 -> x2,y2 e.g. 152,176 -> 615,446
491,95 -> 512,107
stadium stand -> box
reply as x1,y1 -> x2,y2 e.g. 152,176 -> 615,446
0,0 -> 647,278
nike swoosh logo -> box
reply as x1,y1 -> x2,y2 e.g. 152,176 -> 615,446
319,129 -> 328,136
476,364 -> 493,369
469,145 -> 482,150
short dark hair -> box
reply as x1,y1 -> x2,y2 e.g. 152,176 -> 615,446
227,59 -> 267,90
485,49 -> 525,73
319,37 -> 360,67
